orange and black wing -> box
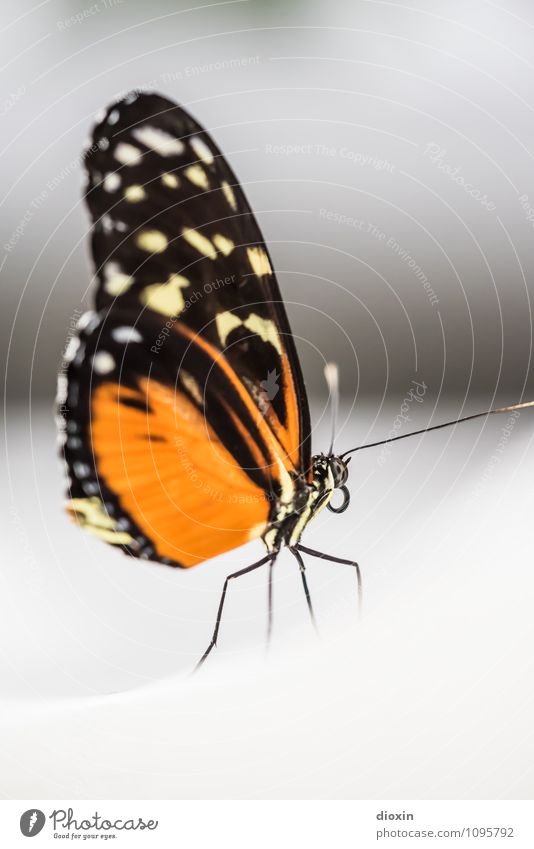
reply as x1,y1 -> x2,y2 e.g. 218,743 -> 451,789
58,93 -> 310,566
83,91 -> 310,473
59,308 -> 299,567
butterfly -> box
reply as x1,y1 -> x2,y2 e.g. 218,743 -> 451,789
57,91 -> 533,669
57,91 -> 360,668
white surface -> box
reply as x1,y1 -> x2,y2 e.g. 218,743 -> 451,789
1,401 -> 534,798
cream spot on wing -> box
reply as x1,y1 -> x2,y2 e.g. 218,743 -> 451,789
247,246 -> 272,277
161,172 -> 179,188
182,228 -> 216,259
184,165 -> 209,190
216,311 -> 242,347
132,126 -> 185,156
136,230 -> 168,253
103,262 -> 133,296
67,497 -> 134,545
190,136 -> 214,165
124,184 -> 145,202
214,310 -> 281,354
103,172 -> 121,192
180,370 -> 203,405
213,234 -> 234,256
108,109 -> 120,125
140,274 -> 189,317
114,142 -> 142,166
248,521 -> 266,541
221,180 -> 237,211
111,326 -> 143,344
276,457 -> 295,504
93,351 -> 115,374
243,314 -> 282,355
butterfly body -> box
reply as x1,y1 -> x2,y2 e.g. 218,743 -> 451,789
263,453 -> 351,553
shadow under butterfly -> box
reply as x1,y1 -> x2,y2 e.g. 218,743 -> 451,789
56,92 -> 534,671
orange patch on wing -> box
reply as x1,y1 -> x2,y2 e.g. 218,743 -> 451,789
90,379 -> 269,566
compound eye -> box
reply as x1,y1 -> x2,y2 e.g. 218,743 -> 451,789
331,458 -> 348,487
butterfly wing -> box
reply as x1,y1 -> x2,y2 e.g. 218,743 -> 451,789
84,91 -> 311,473
59,307 -> 300,566
59,92 -> 310,567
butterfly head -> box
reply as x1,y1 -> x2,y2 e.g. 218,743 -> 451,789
310,454 -> 351,515
326,454 -> 351,514
329,455 -> 350,488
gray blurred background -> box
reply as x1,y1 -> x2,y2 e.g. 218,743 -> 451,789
3,0 -> 534,406
2,0 -> 534,800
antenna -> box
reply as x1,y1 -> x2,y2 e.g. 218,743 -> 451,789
341,400 -> 534,458
324,362 -> 339,456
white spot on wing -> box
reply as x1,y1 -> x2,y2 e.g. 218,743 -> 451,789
77,311 -> 98,332
56,374 -> 68,404
108,109 -> 120,125
114,143 -> 142,166
133,126 -> 185,156
103,263 -> 133,296
64,336 -> 80,362
103,172 -> 121,192
93,351 -> 115,374
111,326 -> 143,344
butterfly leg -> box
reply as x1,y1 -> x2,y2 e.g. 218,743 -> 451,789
267,558 -> 275,644
193,552 -> 275,672
289,547 -> 318,633
295,543 -> 362,614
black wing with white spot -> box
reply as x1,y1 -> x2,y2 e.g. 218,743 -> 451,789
84,91 -> 311,474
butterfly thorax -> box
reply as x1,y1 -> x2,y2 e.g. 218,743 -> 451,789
262,454 -> 349,553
